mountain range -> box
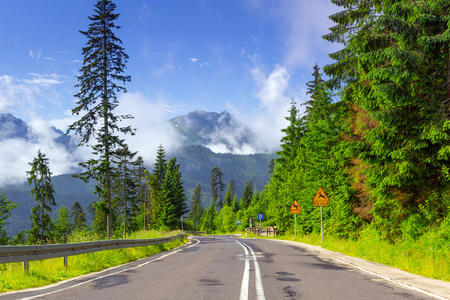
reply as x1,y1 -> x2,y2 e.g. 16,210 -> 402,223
169,110 -> 256,152
0,113 -> 72,149
0,111 -> 276,236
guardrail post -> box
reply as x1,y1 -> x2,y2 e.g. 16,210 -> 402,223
64,256 -> 68,269
24,261 -> 29,274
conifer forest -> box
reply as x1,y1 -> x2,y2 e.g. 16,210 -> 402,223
1,0 -> 450,260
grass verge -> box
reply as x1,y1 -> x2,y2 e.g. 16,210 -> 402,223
0,230 -> 188,293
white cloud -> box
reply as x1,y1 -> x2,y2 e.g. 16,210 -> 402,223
29,49 -> 42,61
242,0 -> 340,69
227,65 -> 296,154
0,119 -> 86,186
115,92 -> 184,165
0,90 -> 188,185
0,74 -> 67,119
253,65 -> 290,107
0,75 -> 39,116
188,58 -> 199,63
279,0 -> 340,68
23,73 -> 64,86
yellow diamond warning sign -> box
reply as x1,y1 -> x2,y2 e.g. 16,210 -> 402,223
313,187 -> 330,207
290,200 -> 301,214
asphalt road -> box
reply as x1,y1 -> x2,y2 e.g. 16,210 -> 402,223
1,235 -> 447,300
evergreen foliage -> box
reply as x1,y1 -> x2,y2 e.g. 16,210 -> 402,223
145,146 -> 187,230
134,156 -> 149,230
114,144 -> 138,236
53,206 -> 72,243
188,184 -> 203,230
241,180 -> 253,210
71,201 -> 87,231
27,150 -> 56,244
224,179 -> 236,207
67,0 -> 133,240
0,192 -> 18,245
210,166 -> 224,208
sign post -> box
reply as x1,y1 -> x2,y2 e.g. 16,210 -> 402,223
290,200 -> 301,239
313,187 -> 330,243
258,214 -> 263,236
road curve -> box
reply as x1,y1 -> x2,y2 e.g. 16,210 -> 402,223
0,235 -> 447,300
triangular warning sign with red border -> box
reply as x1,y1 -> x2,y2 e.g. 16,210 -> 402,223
313,187 -> 330,207
290,200 -> 301,214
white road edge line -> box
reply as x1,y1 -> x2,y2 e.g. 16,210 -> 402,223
20,238 -> 201,300
237,241 -> 250,300
237,241 -> 266,300
330,257 -> 449,300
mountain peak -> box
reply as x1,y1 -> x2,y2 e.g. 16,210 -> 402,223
0,113 -> 30,140
169,110 -> 255,153
0,113 -> 73,149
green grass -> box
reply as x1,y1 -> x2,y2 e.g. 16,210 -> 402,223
0,230 -> 188,293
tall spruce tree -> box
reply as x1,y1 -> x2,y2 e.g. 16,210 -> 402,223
0,192 -> 18,245
67,0 -> 133,239
160,158 -> 188,229
241,180 -> 253,210
324,0 -> 450,238
114,144 -> 138,236
134,156 -> 149,230
189,184 -> 203,230
53,206 -> 72,244
71,201 -> 87,231
210,166 -> 224,208
145,171 -> 161,229
224,179 -> 236,207
276,99 -> 303,169
27,150 -> 56,244
154,145 -> 167,185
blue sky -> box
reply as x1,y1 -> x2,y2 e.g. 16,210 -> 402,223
0,0 -> 340,183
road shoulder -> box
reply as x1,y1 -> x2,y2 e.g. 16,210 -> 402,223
270,239 -> 450,300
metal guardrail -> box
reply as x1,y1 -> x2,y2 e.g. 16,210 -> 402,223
184,231 -> 208,235
0,234 -> 185,266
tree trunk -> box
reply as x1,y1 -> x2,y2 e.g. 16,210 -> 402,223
103,21 -> 111,240
41,176 -> 44,245
143,185 -> 147,230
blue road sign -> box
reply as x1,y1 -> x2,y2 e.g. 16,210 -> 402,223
258,214 -> 264,220
237,219 -> 241,225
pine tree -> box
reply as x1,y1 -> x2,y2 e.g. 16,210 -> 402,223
224,179 -> 236,207
154,145 -> 167,184
0,192 -> 18,245
241,180 -> 253,210
188,184 -> 203,230
67,0 -> 133,240
53,206 -> 72,244
276,99 -> 303,169
267,159 -> 275,175
134,156 -> 149,230
71,201 -> 87,231
210,166 -> 224,208
27,150 -> 56,244
114,144 -> 138,236
160,158 -> 188,229
200,202 -> 217,233
324,0 -> 450,238
145,171 -> 161,229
